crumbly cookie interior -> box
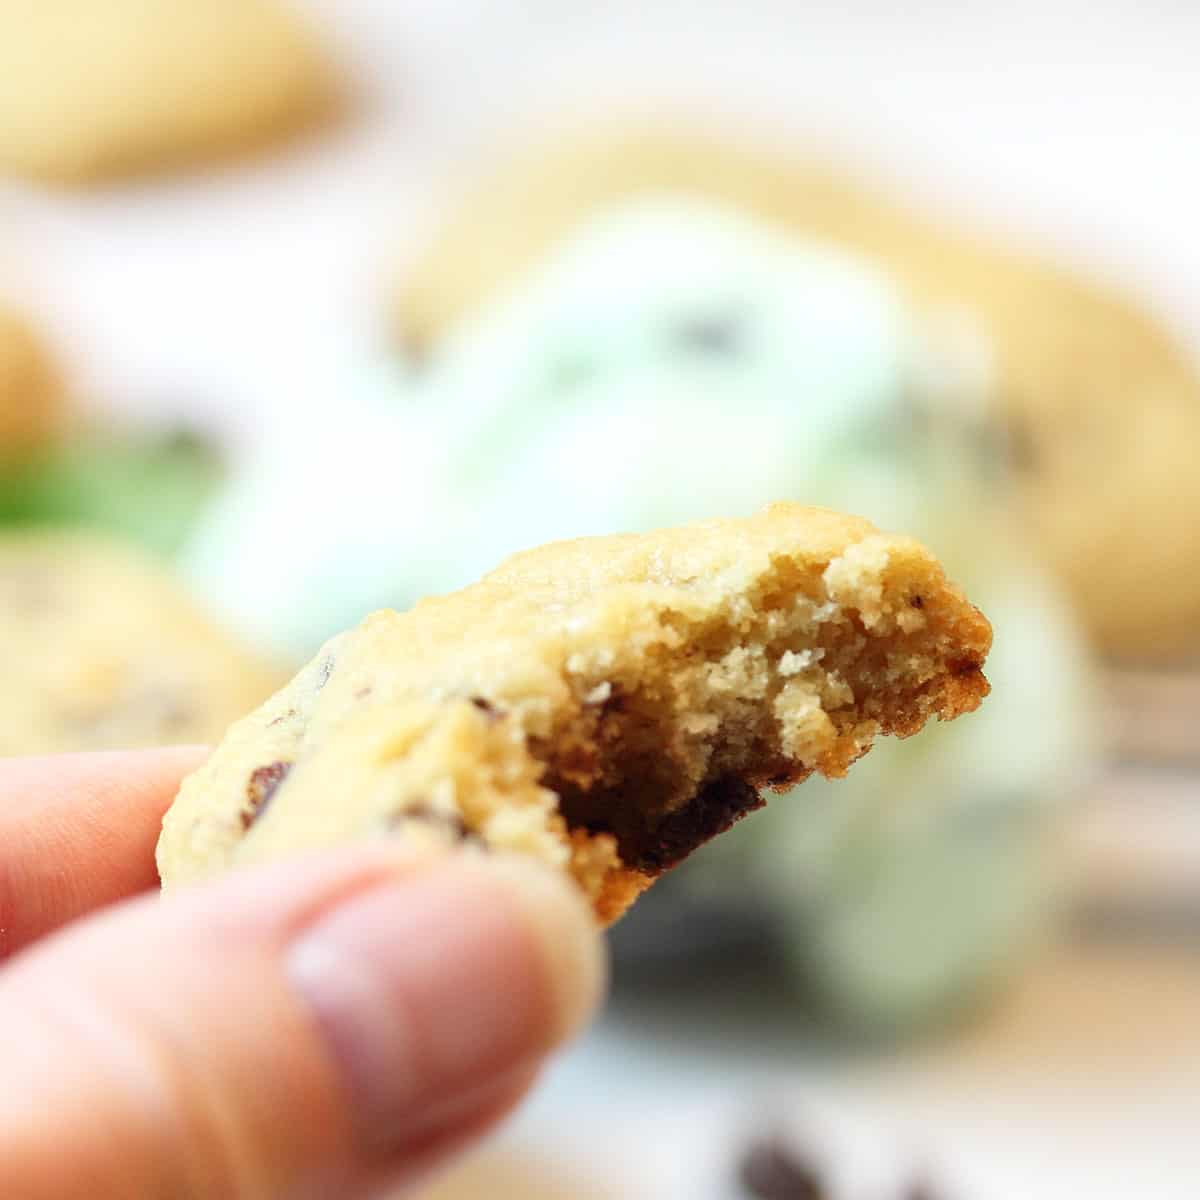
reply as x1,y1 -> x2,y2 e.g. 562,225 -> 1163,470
525,539 -> 987,916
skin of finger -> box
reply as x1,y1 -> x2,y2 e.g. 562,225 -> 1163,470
0,846 -> 571,1200
354,1064 -> 541,1200
0,747 -> 207,960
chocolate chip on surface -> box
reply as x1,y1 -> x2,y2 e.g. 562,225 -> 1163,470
901,1174 -> 949,1200
739,1135 -> 827,1200
470,695 -> 503,721
388,802 -> 481,845
243,760 -> 292,829
674,311 -> 744,356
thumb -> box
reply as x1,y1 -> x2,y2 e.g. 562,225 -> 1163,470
0,845 -> 605,1200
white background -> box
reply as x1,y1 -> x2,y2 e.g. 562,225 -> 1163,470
3,0 -> 1199,445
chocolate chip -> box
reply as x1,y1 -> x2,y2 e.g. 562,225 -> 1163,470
398,328 -> 431,370
739,1135 -> 826,1200
470,696 -> 502,721
158,700 -> 195,732
411,803 -> 467,838
909,594 -> 925,609
130,686 -> 194,733
901,1174 -> 948,1200
243,761 -> 291,829
674,311 -> 743,356
948,656 -> 983,677
389,803 -> 486,847
1005,411 -> 1039,473
632,775 -> 764,874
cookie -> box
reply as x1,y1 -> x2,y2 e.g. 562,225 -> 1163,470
0,304 -> 63,451
0,531 -> 283,754
392,125 -> 1200,660
159,504 -> 990,924
0,0 -> 338,184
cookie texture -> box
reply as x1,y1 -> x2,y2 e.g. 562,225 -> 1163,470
159,504 -> 990,923
393,125 -> 1200,660
0,0 -> 338,184
0,531 -> 283,753
0,304 -> 63,451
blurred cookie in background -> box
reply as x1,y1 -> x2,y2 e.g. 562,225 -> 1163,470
391,126 -> 866,354
0,302 -> 274,751
391,123 -> 1200,663
0,303 -> 64,453
0,531 -> 282,754
0,0 -> 340,184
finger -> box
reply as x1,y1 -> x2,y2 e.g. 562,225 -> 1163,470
0,747 -> 207,958
0,844 -> 605,1200
361,1063 -> 542,1198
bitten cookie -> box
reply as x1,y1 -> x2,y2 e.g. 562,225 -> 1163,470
0,531 -> 283,753
0,0 -> 338,184
159,504 -> 991,924
0,304 -> 63,451
392,125 -> 1200,661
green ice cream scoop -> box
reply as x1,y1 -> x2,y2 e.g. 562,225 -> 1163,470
185,199 -> 935,658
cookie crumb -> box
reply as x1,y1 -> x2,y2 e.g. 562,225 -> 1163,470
583,681 -> 613,705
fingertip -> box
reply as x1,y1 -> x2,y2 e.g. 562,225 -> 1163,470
464,853 -> 608,1047
285,852 -> 605,1154
0,745 -> 213,955
0,838 -> 603,1196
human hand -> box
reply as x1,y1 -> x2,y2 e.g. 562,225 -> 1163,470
0,748 -> 605,1199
